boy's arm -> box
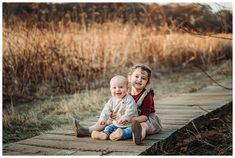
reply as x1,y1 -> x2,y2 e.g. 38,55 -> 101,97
98,98 -> 113,122
123,98 -> 138,122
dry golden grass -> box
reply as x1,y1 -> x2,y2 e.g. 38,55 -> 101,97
3,21 -> 232,98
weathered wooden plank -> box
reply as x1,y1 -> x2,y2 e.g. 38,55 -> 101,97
157,110 -> 206,115
145,130 -> 174,140
161,118 -> 191,123
106,151 -> 141,155
158,114 -> 197,119
158,108 -> 212,113
157,99 -> 231,106
157,104 -> 222,110
16,137 -> 150,153
180,92 -> 232,96
46,129 -> 74,135
3,151 -> 24,155
72,151 -> 103,155
3,143 -> 76,155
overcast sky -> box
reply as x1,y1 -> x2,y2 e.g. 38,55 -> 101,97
207,2 -> 232,12
157,2 -> 232,13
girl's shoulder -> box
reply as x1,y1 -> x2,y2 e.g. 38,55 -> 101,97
145,88 -> 155,97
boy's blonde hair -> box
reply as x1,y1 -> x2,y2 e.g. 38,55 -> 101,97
128,64 -> 152,84
110,75 -> 128,86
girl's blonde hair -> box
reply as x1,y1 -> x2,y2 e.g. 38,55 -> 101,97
128,64 -> 152,84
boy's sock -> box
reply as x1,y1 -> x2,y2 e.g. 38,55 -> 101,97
91,131 -> 108,140
109,128 -> 123,141
72,118 -> 90,137
131,120 -> 142,145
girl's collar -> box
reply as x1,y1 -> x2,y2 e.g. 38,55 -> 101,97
131,88 -> 146,96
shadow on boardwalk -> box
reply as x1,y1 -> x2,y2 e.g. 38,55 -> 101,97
3,79 -> 232,155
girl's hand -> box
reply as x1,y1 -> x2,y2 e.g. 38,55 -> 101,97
131,116 -> 138,122
131,115 -> 148,123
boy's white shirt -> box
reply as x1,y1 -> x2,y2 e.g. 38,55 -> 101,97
98,94 -> 138,128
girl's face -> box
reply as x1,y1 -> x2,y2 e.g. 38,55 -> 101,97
129,68 -> 149,91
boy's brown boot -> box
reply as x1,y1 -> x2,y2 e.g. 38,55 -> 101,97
91,131 -> 108,140
72,118 -> 90,137
131,120 -> 142,145
109,128 -> 123,141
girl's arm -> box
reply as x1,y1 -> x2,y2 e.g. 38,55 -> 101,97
131,115 -> 148,123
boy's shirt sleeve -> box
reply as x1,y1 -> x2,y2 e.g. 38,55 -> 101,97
98,98 -> 113,122
124,96 -> 138,121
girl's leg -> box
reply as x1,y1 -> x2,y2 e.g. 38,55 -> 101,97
72,119 -> 90,137
89,124 -> 106,133
140,122 -> 149,140
73,119 -> 108,137
132,120 -> 142,145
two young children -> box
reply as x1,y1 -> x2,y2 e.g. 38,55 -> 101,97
72,64 -> 163,145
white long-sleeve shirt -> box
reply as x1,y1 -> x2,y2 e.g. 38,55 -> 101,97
98,94 -> 138,128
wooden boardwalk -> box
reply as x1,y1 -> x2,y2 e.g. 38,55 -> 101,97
3,79 -> 232,155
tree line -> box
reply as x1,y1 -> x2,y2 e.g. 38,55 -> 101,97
3,3 -> 232,33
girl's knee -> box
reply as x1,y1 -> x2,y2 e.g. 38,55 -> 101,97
140,122 -> 148,130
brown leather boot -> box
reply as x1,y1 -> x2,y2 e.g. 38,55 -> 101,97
72,119 -> 90,137
131,120 -> 142,145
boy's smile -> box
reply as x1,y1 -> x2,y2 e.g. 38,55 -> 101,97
110,76 -> 128,100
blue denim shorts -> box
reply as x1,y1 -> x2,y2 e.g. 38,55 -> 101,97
104,124 -> 132,140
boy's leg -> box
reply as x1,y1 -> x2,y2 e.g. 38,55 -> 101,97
91,131 -> 108,140
91,124 -> 116,140
109,126 -> 133,141
122,127 -> 133,139
109,128 -> 123,140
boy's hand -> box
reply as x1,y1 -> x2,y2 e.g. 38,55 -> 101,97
117,117 -> 128,125
96,121 -> 106,125
110,112 -> 116,119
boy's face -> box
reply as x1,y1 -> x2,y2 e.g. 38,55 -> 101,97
129,68 -> 149,91
110,78 -> 128,100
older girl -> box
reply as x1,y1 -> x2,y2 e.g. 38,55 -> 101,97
128,64 -> 163,145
